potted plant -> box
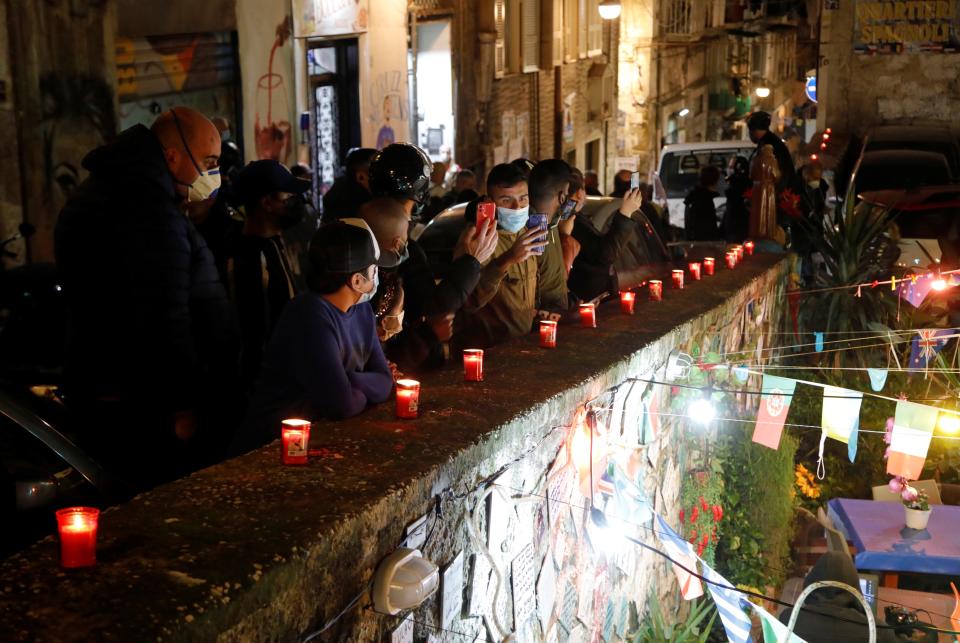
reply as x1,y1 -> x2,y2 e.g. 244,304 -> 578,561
891,476 -> 932,529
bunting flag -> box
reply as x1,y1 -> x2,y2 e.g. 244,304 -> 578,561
752,602 -> 808,642
700,562 -> 754,643
899,274 -> 935,307
887,401 -> 939,480
733,365 -> 749,383
908,329 -> 955,371
867,368 -> 888,392
822,386 -> 863,444
654,515 -> 703,600
752,375 -> 798,450
848,423 -> 860,463
814,332 -> 824,352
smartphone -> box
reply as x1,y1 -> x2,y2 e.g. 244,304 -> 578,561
630,171 -> 641,190
526,213 -> 549,255
559,197 -> 578,221
476,202 -> 495,233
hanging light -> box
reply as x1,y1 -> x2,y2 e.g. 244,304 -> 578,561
678,107 -> 690,117
688,389 -> 716,426
755,86 -> 771,98
938,413 -> 960,435
931,272 -> 948,291
598,0 -> 622,19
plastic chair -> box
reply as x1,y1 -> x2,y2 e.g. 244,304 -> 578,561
785,581 -> 876,642
872,480 -> 942,504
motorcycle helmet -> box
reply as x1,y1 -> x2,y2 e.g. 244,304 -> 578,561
369,143 -> 432,214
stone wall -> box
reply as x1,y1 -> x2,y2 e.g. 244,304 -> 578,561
0,255 -> 788,642
820,0 -> 960,132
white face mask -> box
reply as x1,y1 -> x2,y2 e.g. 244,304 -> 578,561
379,310 -> 405,341
187,167 -> 221,202
356,268 -> 379,305
497,205 -> 529,233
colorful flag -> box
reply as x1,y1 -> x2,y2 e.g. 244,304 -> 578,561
752,602 -> 807,642
822,386 -> 862,444
908,329 -> 955,370
654,515 -> 703,600
814,332 -> 824,352
899,274 -> 935,307
701,562 -> 754,643
887,401 -> 939,480
752,375 -> 798,450
867,368 -> 888,392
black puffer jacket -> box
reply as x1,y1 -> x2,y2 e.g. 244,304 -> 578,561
55,125 -> 239,411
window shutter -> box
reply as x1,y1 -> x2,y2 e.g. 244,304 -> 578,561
494,0 -> 506,78
541,0 -> 563,67
587,0 -> 602,55
521,0 -> 540,72
578,0 -> 588,58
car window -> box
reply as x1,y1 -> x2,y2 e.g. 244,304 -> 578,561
895,206 -> 960,239
856,161 -> 951,193
659,149 -> 752,198
0,413 -> 73,481
866,140 -> 960,174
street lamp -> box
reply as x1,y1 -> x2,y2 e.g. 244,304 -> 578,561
598,0 -> 622,19
678,107 -> 690,117
755,86 -> 771,98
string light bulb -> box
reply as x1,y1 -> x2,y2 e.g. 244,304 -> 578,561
598,0 -> 622,19
688,391 -> 716,426
938,413 -> 960,434
932,273 -> 947,291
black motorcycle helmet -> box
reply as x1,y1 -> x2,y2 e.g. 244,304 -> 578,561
368,143 -> 432,214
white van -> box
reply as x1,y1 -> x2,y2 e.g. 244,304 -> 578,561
654,141 -> 756,229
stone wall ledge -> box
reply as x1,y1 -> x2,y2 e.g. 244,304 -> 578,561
0,254 -> 787,642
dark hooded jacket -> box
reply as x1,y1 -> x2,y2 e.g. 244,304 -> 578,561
55,124 -> 239,412
778,552 -> 924,642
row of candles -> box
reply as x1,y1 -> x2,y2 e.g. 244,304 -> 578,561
53,242 -> 755,569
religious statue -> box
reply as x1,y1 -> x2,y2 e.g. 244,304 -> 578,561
749,144 -> 781,242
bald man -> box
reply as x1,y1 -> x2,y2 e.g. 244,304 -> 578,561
55,106 -> 240,491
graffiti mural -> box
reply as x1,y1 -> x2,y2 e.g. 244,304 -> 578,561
255,17 -> 294,163
40,73 -> 116,218
115,33 -> 236,100
370,70 -> 406,149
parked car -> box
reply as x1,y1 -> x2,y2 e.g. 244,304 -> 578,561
0,384 -> 120,557
857,184 -> 960,270
655,140 -> 756,228
848,150 -> 952,202
863,124 -> 960,176
417,197 -> 672,295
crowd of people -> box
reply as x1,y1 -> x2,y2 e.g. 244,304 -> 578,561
53,106 -> 675,492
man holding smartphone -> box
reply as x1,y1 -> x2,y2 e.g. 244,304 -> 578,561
529,159 -> 574,314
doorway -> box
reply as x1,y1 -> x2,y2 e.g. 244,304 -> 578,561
413,20 -> 454,162
307,39 -> 361,198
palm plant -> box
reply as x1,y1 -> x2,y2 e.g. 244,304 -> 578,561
632,592 -> 717,643
794,191 -> 899,367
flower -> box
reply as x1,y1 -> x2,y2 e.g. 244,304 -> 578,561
884,417 -> 894,444
679,509 -> 685,524
901,486 -> 918,502
779,188 -> 802,218
888,476 -> 904,493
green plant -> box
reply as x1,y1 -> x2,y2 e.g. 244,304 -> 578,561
713,418 -> 797,589
632,592 -> 717,643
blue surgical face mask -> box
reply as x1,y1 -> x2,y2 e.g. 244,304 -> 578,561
357,269 -> 379,305
497,205 -> 529,233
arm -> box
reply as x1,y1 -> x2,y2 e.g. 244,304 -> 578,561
421,254 -> 482,316
536,228 -> 569,311
350,316 -> 394,404
293,317 -> 370,419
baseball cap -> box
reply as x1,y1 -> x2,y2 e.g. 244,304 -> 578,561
309,218 -> 381,274
234,160 -> 310,206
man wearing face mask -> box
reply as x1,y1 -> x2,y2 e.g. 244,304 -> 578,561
529,159 -> 573,314
456,163 -> 547,347
369,143 -> 497,354
55,106 -> 239,491
231,219 -> 393,454
227,160 -> 311,390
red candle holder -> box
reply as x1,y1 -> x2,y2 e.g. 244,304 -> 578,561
688,262 -> 701,281
539,320 -> 557,348
396,379 -> 420,418
579,303 -> 597,328
463,349 -> 484,382
620,291 -> 635,315
725,251 -> 737,269
671,269 -> 684,289
56,507 -> 99,569
648,280 -> 663,301
734,245 -> 744,261
703,257 -> 715,275
744,240 -> 755,256
281,419 -> 311,465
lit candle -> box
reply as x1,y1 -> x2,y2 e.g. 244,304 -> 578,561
703,257 -> 715,276
734,245 -> 744,261
56,507 -> 99,569
688,262 -> 701,281
463,349 -> 484,382
671,269 -> 684,289
281,419 -> 311,465
620,291 -> 635,315
539,320 -> 558,348
579,303 -> 597,328
744,240 -> 755,256
396,379 -> 420,419
648,280 -> 663,301
725,251 -> 737,269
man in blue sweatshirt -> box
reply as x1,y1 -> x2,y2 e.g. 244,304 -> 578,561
231,218 -> 394,454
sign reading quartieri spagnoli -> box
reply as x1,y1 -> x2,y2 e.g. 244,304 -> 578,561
855,0 -> 960,53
